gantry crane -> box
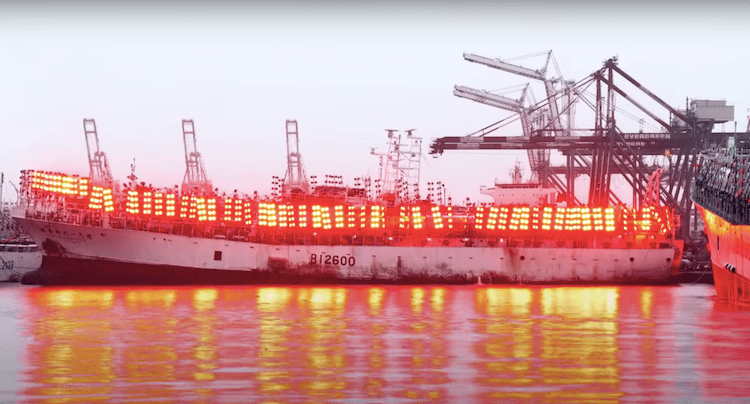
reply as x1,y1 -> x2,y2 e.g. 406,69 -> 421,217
181,119 -> 213,195
282,120 -> 310,197
83,119 -> 113,187
433,55 -> 743,238
453,84 -> 550,183
462,51 -> 577,136
458,51 -> 577,185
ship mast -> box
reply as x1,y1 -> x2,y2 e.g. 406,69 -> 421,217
83,119 -> 113,187
371,129 -> 422,205
282,119 -> 309,197
181,119 -> 213,195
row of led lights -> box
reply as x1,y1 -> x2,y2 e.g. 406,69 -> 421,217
27,170 -> 670,232
28,170 -> 90,196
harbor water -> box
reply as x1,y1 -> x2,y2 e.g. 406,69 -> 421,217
0,282 -> 748,403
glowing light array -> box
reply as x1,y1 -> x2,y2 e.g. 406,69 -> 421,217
142,192 -> 153,216
592,208 -> 604,231
371,205 -> 383,229
334,205 -> 344,229
348,205 -> 357,228
298,204 -> 307,228
320,206 -> 332,230
179,196 -> 190,219
21,168 -> 674,238
89,186 -> 104,210
28,170 -> 90,198
166,194 -> 176,217
243,201 -> 253,226
475,206 -> 485,230
554,207 -> 565,231
312,205 -> 321,229
640,206 -> 652,232
606,207 -> 617,232
412,206 -> 424,230
153,193 -> 164,216
195,198 -> 207,221
258,202 -> 278,227
223,198 -> 233,221
542,206 -> 553,231
432,206 -> 444,229
102,188 -> 114,212
233,199 -> 244,222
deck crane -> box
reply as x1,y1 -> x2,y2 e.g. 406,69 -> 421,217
282,119 -> 310,197
181,119 -> 213,195
83,119 -> 113,187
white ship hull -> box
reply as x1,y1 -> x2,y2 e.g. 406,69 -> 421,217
0,243 -> 42,282
15,216 -> 680,285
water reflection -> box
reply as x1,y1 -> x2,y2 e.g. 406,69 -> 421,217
13,284 -> 750,403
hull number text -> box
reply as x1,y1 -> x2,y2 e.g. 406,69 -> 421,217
311,254 -> 356,266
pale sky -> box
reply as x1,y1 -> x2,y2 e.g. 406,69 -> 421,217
2,1 -> 748,205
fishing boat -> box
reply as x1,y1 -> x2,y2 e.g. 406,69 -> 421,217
13,119 -> 682,285
0,207 -> 42,282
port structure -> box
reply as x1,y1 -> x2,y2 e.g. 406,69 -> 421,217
83,119 -> 113,188
370,129 -> 422,205
181,119 -> 213,195
282,119 -> 310,197
455,51 -> 578,185
433,55 -> 750,239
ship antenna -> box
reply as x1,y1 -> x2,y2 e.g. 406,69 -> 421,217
127,158 -> 138,189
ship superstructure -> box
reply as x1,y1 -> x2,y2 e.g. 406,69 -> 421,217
480,160 -> 558,206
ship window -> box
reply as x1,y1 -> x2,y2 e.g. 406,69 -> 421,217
0,246 -> 5,252
214,251 -> 222,261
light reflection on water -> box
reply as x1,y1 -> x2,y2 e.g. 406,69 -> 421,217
4,284 -> 750,403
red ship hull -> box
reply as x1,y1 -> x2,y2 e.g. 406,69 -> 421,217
694,203 -> 750,304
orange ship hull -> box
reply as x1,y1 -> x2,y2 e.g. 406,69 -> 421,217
694,203 -> 750,304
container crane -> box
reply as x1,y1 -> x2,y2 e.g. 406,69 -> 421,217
83,119 -> 113,187
458,51 -> 578,186
453,84 -> 548,183
181,119 -> 213,195
282,120 -> 309,197
453,85 -> 531,134
462,51 -> 577,137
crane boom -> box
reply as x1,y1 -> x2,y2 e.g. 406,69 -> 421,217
453,86 -> 524,112
83,119 -> 113,187
463,53 -> 545,80
463,52 -> 564,131
181,119 -> 213,195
